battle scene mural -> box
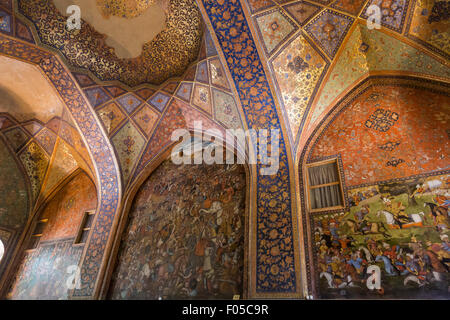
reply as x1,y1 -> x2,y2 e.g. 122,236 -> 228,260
314,173 -> 449,299
108,159 -> 247,299
7,240 -> 84,300
308,82 -> 450,298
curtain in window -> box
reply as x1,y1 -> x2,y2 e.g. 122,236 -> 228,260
308,162 -> 342,209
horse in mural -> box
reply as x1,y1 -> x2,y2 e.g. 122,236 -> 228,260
424,202 -> 448,217
344,218 -> 391,238
423,202 -> 449,232
376,210 -> 425,229
319,272 -> 356,289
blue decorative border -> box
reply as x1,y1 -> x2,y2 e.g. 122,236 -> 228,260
200,0 -> 297,293
0,35 -> 122,298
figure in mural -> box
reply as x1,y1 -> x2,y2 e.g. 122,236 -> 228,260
315,174 -> 450,299
108,160 -> 246,299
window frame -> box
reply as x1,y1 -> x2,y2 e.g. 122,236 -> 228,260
25,218 -> 49,252
306,158 -> 345,212
74,210 -> 96,245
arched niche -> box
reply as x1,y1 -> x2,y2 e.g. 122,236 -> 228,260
297,76 -> 450,299
6,169 -> 97,300
102,134 -> 252,299
0,134 -> 30,287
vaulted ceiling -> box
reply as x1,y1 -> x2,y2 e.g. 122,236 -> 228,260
244,0 -> 449,153
0,55 -> 95,224
0,0 -> 448,217
16,0 -> 202,87
0,0 -> 448,298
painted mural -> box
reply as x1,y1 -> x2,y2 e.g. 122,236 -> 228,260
39,172 -> 97,242
310,85 -> 450,186
313,173 -> 449,299
108,160 -> 246,299
8,172 -> 97,300
8,240 -> 84,300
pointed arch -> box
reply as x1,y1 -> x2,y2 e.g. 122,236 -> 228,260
0,34 -> 122,299
98,131 -> 255,299
296,75 -> 450,298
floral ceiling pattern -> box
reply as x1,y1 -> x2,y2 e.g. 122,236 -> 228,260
246,0 -> 450,152
15,0 -> 202,87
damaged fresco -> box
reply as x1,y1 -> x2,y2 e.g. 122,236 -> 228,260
8,172 -> 97,300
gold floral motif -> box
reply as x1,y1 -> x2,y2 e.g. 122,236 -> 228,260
96,0 -> 156,19
19,0 -> 202,86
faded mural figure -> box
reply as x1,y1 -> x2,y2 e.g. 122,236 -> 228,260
314,174 -> 450,299
8,172 -> 97,300
108,161 -> 246,299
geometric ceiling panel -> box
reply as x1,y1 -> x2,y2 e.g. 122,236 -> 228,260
59,121 -> 75,147
198,33 -> 207,61
0,10 -> 12,35
161,81 -> 180,95
0,115 -> 15,131
34,128 -> 57,156
360,0 -> 409,33
304,9 -> 354,59
132,104 -> 159,138
96,102 -> 127,135
175,82 -> 193,102
104,85 -> 126,98
406,0 -> 450,59
23,121 -> 43,136
111,121 -> 146,185
271,32 -> 328,141
40,139 -> 79,200
209,57 -> 231,91
183,64 -> 197,82
148,92 -> 171,112
3,126 -> 30,152
192,84 -> 212,115
247,0 -> 275,13
204,28 -> 218,57
15,19 -> 35,44
196,60 -> 210,84
84,87 -> 112,109
330,0 -> 367,16
73,72 -> 96,88
45,117 -> 62,135
19,141 -> 49,201
283,1 -> 323,26
116,93 -> 143,115
134,88 -> 156,101
254,8 -> 298,56
212,88 -> 243,130
309,25 -> 369,127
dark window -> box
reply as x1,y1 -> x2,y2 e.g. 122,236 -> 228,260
26,219 -> 48,250
74,211 -> 96,244
307,159 -> 344,211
